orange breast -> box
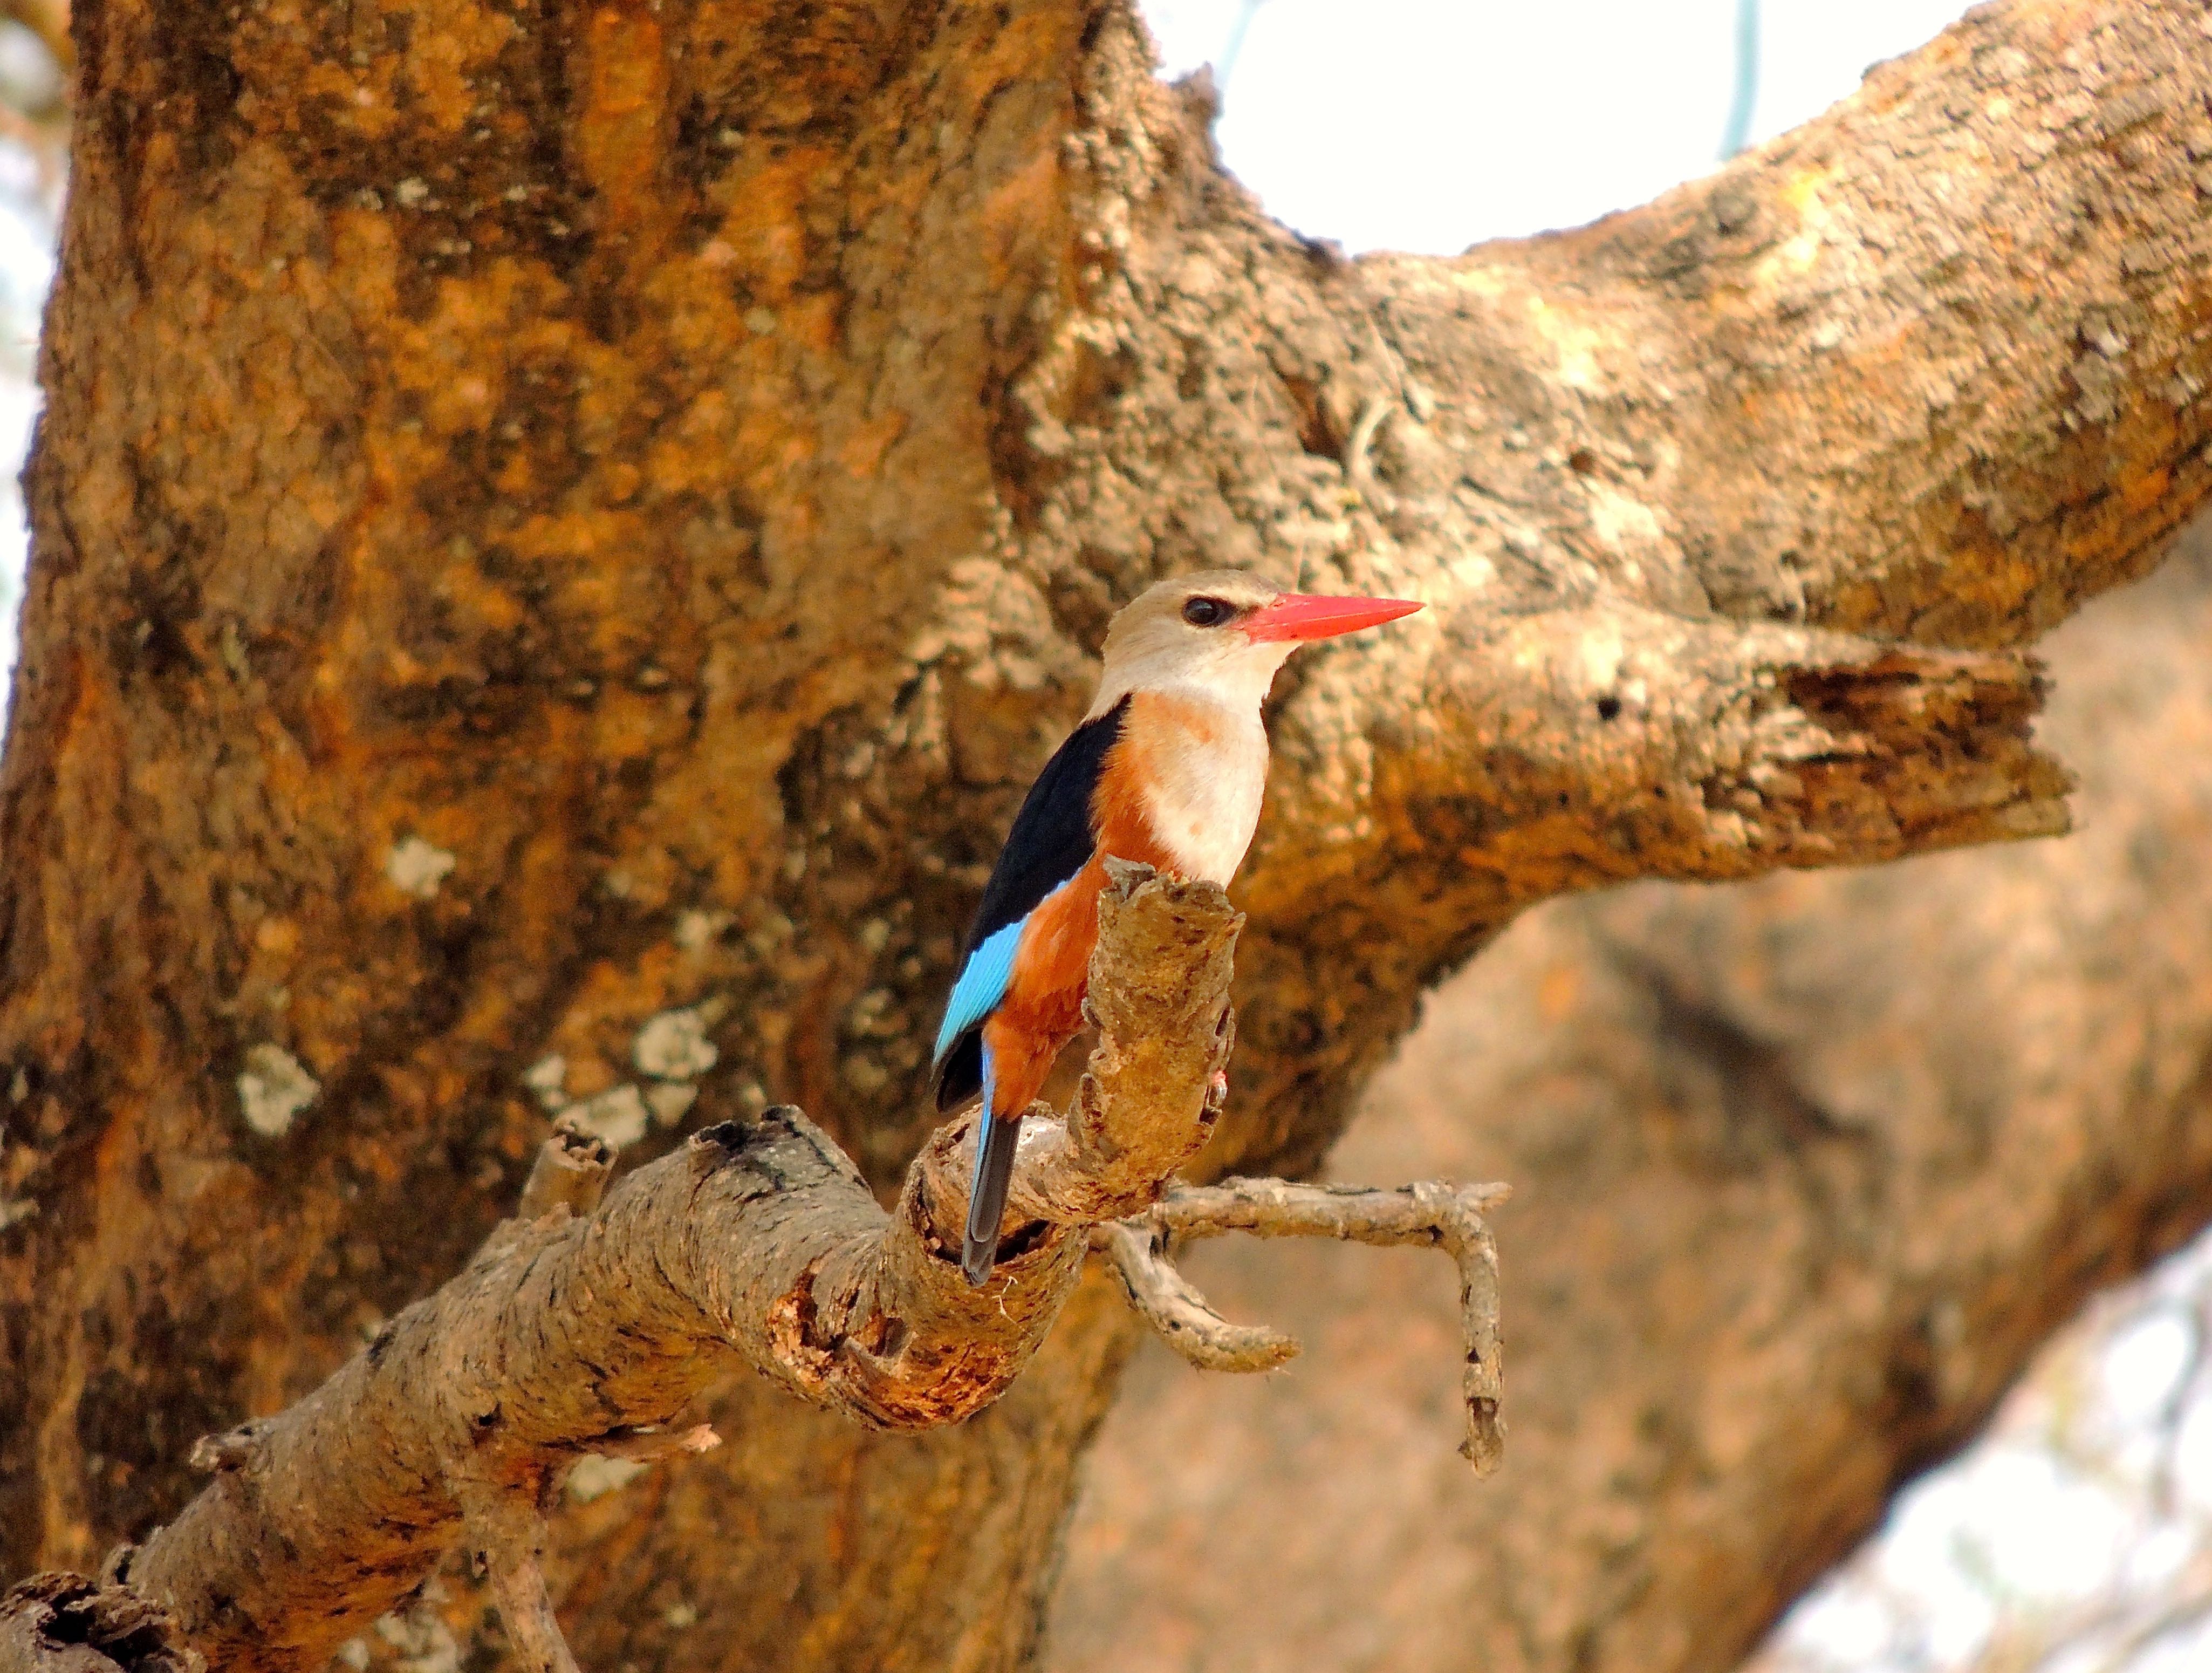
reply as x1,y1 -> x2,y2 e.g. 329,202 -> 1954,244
982,732 -> 1179,1114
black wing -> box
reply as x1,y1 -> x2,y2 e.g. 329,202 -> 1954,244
930,695 -> 1129,1111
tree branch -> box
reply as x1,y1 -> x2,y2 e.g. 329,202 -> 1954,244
453,1479 -> 578,1673
1098,1176 -> 1512,1472
1097,1220 -> 1302,1374
42,868 -> 1487,1672
1414,605 -> 2070,886
1065,0 -> 2212,1182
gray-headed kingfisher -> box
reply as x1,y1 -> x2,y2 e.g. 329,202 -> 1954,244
930,569 -> 1423,1285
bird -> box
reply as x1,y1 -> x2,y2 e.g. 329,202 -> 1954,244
930,569 -> 1424,1285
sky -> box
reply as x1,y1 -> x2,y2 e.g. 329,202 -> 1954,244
1138,0 -> 1983,252
0,117 -> 52,717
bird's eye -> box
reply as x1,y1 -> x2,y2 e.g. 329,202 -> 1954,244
1182,596 -> 1234,628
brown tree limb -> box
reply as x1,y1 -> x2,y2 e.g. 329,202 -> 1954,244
47,866 -> 1505,1671
1096,1176 -> 1511,1472
1185,0 -> 2212,1168
86,869 -> 1369,1671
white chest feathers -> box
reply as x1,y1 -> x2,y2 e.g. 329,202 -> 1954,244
1126,693 -> 1270,886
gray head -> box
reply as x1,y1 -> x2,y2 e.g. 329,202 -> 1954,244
1087,569 -> 1423,718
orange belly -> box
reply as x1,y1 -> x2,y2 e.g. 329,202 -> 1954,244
981,755 -> 1179,1115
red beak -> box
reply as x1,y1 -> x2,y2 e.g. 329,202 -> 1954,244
1239,592 -> 1425,644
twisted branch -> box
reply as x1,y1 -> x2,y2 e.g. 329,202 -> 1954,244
1098,1178 -> 1511,1472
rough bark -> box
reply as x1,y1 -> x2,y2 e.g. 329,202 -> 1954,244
101,871 -> 1261,1668
2,871 -> 1503,1673
0,1573 -> 198,1673
1054,533 -> 2212,1673
2,0 -> 2208,1668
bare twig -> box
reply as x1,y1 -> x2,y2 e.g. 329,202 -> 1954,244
1102,1178 -> 1511,1473
1094,1220 -> 1300,1373
454,1479 -> 579,1673
567,1423 -> 722,1464
2082,1561 -> 2212,1673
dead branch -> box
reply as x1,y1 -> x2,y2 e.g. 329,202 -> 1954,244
570,1423 -> 722,1465
513,1116 -> 613,1223
2,865 -> 1516,1673
15,866 -> 1492,1673
1095,1220 -> 1302,1374
1099,1178 -> 1511,1473
0,1573 -> 200,1673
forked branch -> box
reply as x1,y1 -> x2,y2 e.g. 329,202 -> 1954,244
1098,1177 -> 1510,1472
0,866 -> 1508,1673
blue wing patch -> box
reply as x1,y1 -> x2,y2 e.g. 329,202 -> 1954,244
934,918 -> 1023,1067
930,696 -> 1129,1112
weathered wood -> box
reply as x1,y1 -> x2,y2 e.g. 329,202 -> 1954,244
112,871 -> 1240,1668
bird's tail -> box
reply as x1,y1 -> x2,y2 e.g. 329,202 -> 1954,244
962,1102 -> 1023,1287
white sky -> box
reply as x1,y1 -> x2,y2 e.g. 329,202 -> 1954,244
1140,0 -> 1979,251
0,140 -> 53,720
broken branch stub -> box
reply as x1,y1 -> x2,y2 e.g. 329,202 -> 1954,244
513,1116 -> 614,1222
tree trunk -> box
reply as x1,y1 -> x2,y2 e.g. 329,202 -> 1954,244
2,0 -> 2209,1668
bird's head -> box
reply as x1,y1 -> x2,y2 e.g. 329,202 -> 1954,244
1088,569 -> 1423,716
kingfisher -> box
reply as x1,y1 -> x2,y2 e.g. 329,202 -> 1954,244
931,569 -> 1423,1285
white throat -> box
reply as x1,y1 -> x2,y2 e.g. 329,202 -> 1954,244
1085,634 -> 1298,722
1087,637 -> 1292,886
